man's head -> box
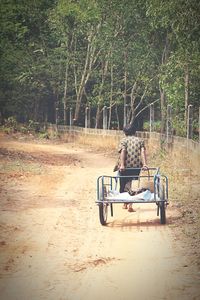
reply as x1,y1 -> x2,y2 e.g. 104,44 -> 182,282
123,124 -> 136,136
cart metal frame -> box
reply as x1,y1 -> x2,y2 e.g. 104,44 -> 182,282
96,167 -> 169,225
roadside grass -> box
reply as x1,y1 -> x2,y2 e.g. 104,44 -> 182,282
148,147 -> 200,267
0,160 -> 43,176
0,146 -> 44,177
62,132 -> 121,154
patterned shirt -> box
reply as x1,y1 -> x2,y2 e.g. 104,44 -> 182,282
118,136 -> 145,168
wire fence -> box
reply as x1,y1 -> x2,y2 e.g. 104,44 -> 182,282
55,104 -> 200,143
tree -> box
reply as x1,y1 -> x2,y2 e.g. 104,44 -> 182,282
146,0 -> 200,131
1,0 -> 199,134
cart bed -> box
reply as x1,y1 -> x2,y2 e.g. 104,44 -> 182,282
96,167 -> 169,225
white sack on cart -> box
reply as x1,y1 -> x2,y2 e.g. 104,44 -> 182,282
107,189 -> 155,202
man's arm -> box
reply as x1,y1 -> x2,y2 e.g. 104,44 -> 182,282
119,148 -> 126,172
141,146 -> 148,169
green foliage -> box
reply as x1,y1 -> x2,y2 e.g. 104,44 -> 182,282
143,121 -> 161,132
0,0 -> 199,133
47,130 -> 61,139
38,132 -> 50,139
172,117 -> 186,137
19,126 -> 29,134
28,120 -> 40,133
4,117 -> 17,130
2,117 -> 43,134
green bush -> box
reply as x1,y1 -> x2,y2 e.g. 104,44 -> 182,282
143,121 -> 161,132
3,127 -> 12,134
19,126 -> 28,134
28,120 -> 40,132
172,118 -> 186,137
4,116 -> 18,132
38,132 -> 49,139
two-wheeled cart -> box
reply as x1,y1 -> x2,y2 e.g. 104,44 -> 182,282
96,167 -> 169,226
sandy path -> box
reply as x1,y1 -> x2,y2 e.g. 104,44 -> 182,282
0,138 -> 199,300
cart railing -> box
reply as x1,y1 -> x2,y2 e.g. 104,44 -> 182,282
96,167 -> 168,204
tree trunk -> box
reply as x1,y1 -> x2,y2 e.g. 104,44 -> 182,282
95,106 -> 102,128
115,105 -> 120,130
129,81 -> 137,124
159,34 -> 169,134
160,86 -> 166,134
95,56 -> 109,128
63,34 -> 74,125
74,23 -> 102,123
108,54 -> 113,129
63,59 -> 69,125
123,49 -> 128,127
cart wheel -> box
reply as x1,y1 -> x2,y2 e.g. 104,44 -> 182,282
160,186 -> 166,225
99,186 -> 108,225
99,203 -> 108,225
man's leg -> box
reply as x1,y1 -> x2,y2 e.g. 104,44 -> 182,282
126,169 -> 141,212
119,169 -> 136,209
119,170 -> 130,209
119,171 -> 127,193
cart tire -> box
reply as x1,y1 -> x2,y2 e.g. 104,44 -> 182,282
160,187 -> 166,224
99,186 -> 108,225
99,203 -> 108,225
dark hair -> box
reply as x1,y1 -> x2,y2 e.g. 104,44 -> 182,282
123,124 -> 136,136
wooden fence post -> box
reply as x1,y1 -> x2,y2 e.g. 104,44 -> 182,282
150,103 -> 154,132
166,104 -> 173,144
69,108 -> 72,128
187,104 -> 193,140
103,106 -> 107,130
85,106 -> 91,129
55,107 -> 59,131
199,107 -> 200,143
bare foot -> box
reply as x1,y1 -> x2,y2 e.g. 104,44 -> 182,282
128,206 -> 135,212
122,204 -> 128,209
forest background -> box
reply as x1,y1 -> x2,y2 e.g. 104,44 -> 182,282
0,0 -> 200,136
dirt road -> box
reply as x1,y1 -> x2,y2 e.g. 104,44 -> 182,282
0,136 -> 199,300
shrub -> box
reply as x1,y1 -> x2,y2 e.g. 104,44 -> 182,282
4,116 -> 18,132
38,132 -> 49,139
28,120 -> 40,132
172,118 -> 186,137
19,126 -> 28,134
143,121 -> 161,132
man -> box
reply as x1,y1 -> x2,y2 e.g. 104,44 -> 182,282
117,123 -> 148,212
